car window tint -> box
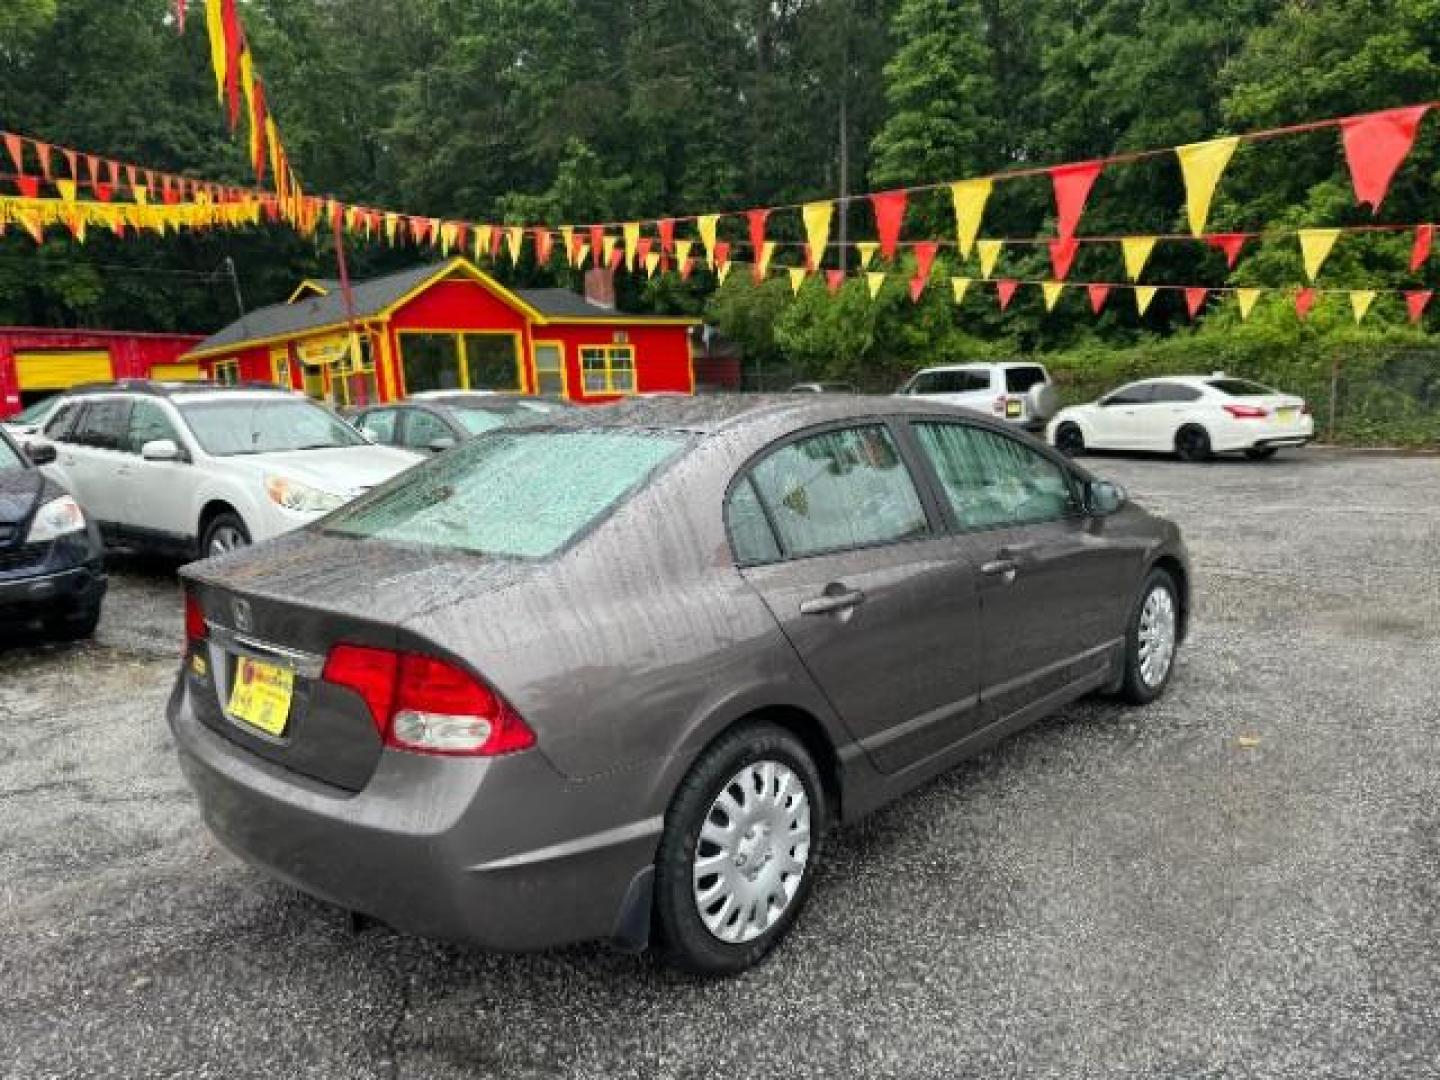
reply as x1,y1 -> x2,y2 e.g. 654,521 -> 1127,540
1148,382 -> 1202,403
360,409 -> 400,444
1004,367 -> 1047,393
912,370 -> 990,394
126,400 -> 180,454
726,477 -> 781,564
1103,384 -> 1153,406
403,409 -> 454,449
74,399 -> 130,451
915,423 -> 1076,529
326,431 -> 686,558
45,402 -> 85,442
1208,378 -> 1272,397
748,425 -> 928,558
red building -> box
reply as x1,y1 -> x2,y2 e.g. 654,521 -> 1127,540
0,328 -> 204,418
183,257 -> 700,408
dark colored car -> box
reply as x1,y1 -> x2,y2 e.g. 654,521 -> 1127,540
169,396 -> 1189,975
0,428 -> 107,640
352,392 -> 580,454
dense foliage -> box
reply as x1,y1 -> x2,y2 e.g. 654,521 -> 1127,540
0,0 -> 1437,441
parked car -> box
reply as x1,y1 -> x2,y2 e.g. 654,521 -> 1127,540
171,395 -> 1189,975
788,382 -> 856,394
1,395 -> 61,447
0,426 -> 106,639
353,393 -> 580,454
1048,374 -> 1315,462
34,381 -> 420,558
897,362 -> 1059,431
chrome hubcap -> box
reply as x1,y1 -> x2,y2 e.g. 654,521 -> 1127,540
1138,586 -> 1177,687
692,761 -> 811,944
208,526 -> 248,556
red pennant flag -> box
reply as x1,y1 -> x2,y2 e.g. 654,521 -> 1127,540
3,134 -> 24,175
1088,284 -> 1110,314
94,183 -> 113,203
15,175 -> 40,199
1185,287 -> 1208,320
826,269 -> 845,295
569,231 -> 586,264
534,228 -> 554,265
871,189 -> 908,260
714,241 -> 732,272
1048,237 -> 1079,280
126,164 -> 138,188
635,236 -> 652,266
1410,224 -> 1433,272
608,245 -> 624,271
1405,290 -> 1432,323
746,208 -> 769,261
1050,160 -> 1103,240
996,279 -> 1019,311
680,256 -> 696,281
1207,233 -> 1248,269
658,218 -> 676,255
222,2 -> 244,130
912,241 -> 939,283
908,277 -> 927,302
61,148 -> 78,180
589,226 -> 605,264
1340,105 -> 1429,213
489,227 -> 503,259
35,142 -> 52,180
84,155 -> 101,190
106,160 -> 120,188
1294,288 -> 1317,320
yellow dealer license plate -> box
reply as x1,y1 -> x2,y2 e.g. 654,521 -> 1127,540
1006,400 -> 1023,418
1275,407 -> 1298,423
228,657 -> 295,737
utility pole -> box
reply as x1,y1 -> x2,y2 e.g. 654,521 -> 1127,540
222,256 -> 251,343
836,7 -> 851,275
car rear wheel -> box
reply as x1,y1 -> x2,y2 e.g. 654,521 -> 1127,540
1244,447 -> 1278,461
1118,569 -> 1180,705
1054,422 -> 1085,457
201,512 -> 251,558
653,723 -> 825,976
1175,425 -> 1212,463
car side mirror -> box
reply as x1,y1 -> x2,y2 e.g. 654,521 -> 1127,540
141,438 -> 185,463
428,437 -> 458,454
26,439 -> 57,466
1085,478 -> 1127,516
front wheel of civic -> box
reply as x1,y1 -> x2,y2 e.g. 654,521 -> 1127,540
1118,568 -> 1181,705
653,724 -> 826,976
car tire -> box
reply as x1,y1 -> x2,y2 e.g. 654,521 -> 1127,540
652,723 -> 826,976
200,512 -> 251,558
1118,568 -> 1181,705
1175,425 -> 1212,463
1054,422 -> 1085,457
1244,447 -> 1278,461
46,602 -> 101,642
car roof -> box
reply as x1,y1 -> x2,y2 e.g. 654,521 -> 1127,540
914,361 -> 1043,373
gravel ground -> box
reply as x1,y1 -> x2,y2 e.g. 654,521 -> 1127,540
2,448 -> 1438,1080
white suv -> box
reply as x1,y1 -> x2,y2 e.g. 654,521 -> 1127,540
897,362 -> 1059,431
33,383 -> 421,558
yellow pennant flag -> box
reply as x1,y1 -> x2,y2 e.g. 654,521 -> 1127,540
1236,288 -> 1262,320
1121,236 -> 1157,281
788,267 -> 807,295
132,185 -> 149,206
697,215 -> 720,268
240,50 -> 261,173
1135,286 -> 1159,316
756,241 -> 777,279
1298,228 -> 1341,282
560,226 -> 575,266
1349,289 -> 1377,324
856,242 -> 878,270
386,213 -> 401,246
950,178 -> 993,259
573,241 -> 590,269
429,218 -> 443,249
675,238 -> 695,268
1176,136 -> 1239,236
977,239 -> 1003,279
866,271 -> 886,299
474,224 -> 492,258
601,233 -> 619,268
506,226 -> 524,264
645,252 -> 661,278
951,277 -> 972,305
717,261 -> 733,285
623,222 -> 641,271
803,201 -> 834,269
1042,281 -> 1065,312
440,221 -> 457,255
205,0 -> 227,103
56,180 -> 77,203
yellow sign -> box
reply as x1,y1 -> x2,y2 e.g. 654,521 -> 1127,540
296,334 -> 352,367
228,658 -> 295,737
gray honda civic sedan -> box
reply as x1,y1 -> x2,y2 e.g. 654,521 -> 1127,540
170,395 -> 1189,975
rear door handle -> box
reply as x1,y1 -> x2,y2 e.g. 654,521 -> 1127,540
799,589 -> 866,616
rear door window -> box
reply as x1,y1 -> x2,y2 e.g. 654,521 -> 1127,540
1102,384 -> 1154,406
1004,366 -> 1048,393
401,409 -> 455,450
914,422 -> 1076,529
744,425 -> 929,559
1148,382 -> 1202,403
358,409 -> 401,445
910,369 -> 991,394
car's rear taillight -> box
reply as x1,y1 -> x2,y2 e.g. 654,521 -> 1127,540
184,591 -> 207,649
1223,404 -> 1269,419
992,395 -> 1007,414
321,644 -> 534,757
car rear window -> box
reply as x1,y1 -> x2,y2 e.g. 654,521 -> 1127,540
324,430 -> 686,558
1004,366 -> 1048,393
1207,378 -> 1273,397
907,370 -> 991,394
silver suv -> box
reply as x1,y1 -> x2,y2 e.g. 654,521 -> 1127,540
897,362 -> 1059,432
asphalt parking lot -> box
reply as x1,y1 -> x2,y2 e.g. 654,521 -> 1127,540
3,448 -> 1439,1080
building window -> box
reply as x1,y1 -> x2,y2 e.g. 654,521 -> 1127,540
213,359 -> 241,385
270,347 -> 292,389
463,334 -> 521,391
399,333 -> 520,395
580,346 -> 635,395
334,335 -> 378,408
533,343 -> 565,396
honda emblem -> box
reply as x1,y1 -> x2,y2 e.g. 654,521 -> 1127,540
232,598 -> 253,634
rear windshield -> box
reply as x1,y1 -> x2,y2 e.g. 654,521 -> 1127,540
451,405 -> 536,436
179,398 -> 367,456
324,430 -> 686,558
1005,366 -> 1048,393
1207,378 -> 1274,397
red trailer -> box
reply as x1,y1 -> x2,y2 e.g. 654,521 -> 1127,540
0,327 -> 204,418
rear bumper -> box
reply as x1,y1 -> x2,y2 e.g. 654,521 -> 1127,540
1211,418 -> 1315,452
167,677 -> 661,951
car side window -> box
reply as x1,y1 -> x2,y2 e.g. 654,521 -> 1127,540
912,370 -> 989,395
1148,383 -> 1202,404
360,409 -> 400,445
73,399 -> 131,451
745,424 -> 929,559
126,400 -> 181,454
914,422 -> 1077,530
402,409 -> 453,450
726,477 -> 782,564
1102,384 -> 1153,406
45,402 -> 85,443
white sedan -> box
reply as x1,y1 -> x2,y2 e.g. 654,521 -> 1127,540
1048,375 -> 1315,462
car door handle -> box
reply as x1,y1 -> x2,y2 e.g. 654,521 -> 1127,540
799,589 -> 866,616
980,559 -> 1019,582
